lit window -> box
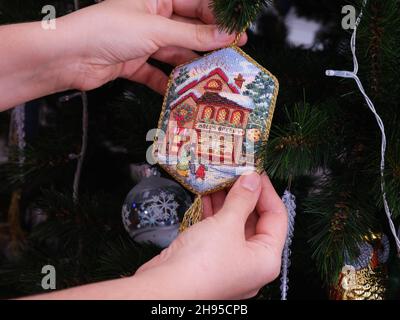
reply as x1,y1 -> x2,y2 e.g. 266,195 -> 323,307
204,79 -> 222,91
217,108 -> 228,123
202,106 -> 214,120
231,111 -> 243,125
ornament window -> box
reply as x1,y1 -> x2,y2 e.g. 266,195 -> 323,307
231,111 -> 244,126
202,106 -> 214,120
217,108 -> 229,123
204,79 -> 223,91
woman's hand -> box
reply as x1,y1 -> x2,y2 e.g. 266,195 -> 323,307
62,0 -> 247,94
0,0 -> 247,110
133,172 -> 288,300
29,173 -> 287,300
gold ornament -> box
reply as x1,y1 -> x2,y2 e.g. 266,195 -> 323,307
332,265 -> 387,300
330,233 -> 389,300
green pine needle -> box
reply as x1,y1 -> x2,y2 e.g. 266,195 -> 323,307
210,0 -> 271,33
263,102 -> 332,180
305,175 -> 378,285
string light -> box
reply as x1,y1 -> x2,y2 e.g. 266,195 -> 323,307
326,0 -> 400,252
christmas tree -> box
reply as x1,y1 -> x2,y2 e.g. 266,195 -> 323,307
0,0 -> 400,300
244,71 -> 275,128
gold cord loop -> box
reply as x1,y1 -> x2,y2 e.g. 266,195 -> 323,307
232,32 -> 244,46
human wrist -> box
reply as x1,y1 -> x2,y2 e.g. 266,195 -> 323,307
24,17 -> 91,94
18,20 -> 84,94
43,16 -> 89,92
0,21 -> 79,110
130,263 -> 204,300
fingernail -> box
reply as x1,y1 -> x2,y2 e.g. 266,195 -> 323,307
240,172 -> 261,192
214,28 -> 232,41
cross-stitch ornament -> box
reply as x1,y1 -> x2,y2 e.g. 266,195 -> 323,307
153,43 -> 279,231
122,165 -> 192,248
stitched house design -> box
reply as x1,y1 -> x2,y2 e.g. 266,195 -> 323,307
154,47 -> 278,195
164,68 -> 255,166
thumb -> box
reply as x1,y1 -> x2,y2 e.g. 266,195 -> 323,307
150,16 -> 235,52
218,172 -> 262,225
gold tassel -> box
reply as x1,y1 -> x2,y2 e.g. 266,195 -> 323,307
179,194 -> 203,232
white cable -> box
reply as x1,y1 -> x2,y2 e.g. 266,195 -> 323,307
326,0 -> 400,252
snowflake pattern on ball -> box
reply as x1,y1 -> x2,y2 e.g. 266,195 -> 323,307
122,204 -> 131,229
139,191 -> 179,228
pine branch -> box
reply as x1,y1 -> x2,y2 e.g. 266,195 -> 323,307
107,85 -> 162,160
210,0 -> 270,33
92,235 -> 161,282
0,140 -> 74,191
31,189 -> 122,227
0,231 -> 160,298
263,102 -> 333,180
305,174 -> 379,285
0,188 -> 160,298
368,117 -> 400,219
357,0 -> 400,107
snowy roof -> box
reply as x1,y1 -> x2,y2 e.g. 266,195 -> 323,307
175,68 -> 241,95
219,92 -> 254,110
170,89 -> 201,108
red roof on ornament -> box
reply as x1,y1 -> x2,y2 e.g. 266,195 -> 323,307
177,68 -> 240,95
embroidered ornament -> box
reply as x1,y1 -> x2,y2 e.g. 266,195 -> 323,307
154,44 -> 279,231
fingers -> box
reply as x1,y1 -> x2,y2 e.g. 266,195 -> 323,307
170,14 -> 248,47
245,211 -> 258,240
171,14 -> 204,25
202,195 -> 213,219
210,190 -> 226,213
218,172 -> 262,226
202,190 -> 226,219
122,61 -> 169,95
257,174 -> 287,217
150,16 -> 235,52
250,174 -> 288,257
151,46 -> 199,66
172,0 -> 216,24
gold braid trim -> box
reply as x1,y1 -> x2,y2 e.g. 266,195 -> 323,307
179,195 -> 203,232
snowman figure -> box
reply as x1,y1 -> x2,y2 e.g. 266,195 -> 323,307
188,143 -> 197,176
176,148 -> 190,177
